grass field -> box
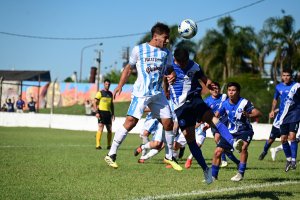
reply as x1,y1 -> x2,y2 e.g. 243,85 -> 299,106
0,127 -> 299,200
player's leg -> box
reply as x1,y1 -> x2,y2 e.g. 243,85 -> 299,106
280,124 -> 293,172
105,123 -> 112,149
96,122 -> 104,149
211,146 -> 224,180
259,126 -> 279,160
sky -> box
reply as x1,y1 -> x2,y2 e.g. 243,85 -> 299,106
0,0 -> 299,82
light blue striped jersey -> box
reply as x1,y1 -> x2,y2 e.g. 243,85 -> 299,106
129,43 -> 173,97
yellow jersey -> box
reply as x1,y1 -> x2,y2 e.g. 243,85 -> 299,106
95,90 -> 113,113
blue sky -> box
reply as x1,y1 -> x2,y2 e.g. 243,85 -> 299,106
0,0 -> 299,81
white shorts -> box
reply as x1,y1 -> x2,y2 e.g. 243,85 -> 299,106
127,93 -> 172,120
175,125 -> 206,147
140,118 -> 160,137
151,123 -> 164,142
175,131 -> 187,147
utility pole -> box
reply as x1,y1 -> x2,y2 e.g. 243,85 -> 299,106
96,50 -> 102,91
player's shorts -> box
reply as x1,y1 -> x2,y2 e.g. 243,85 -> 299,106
269,125 -> 281,140
175,96 -> 210,130
127,93 -> 172,120
151,123 -> 164,142
175,131 -> 187,147
195,125 -> 206,146
280,122 -> 299,135
98,110 -> 112,125
217,131 -> 254,151
140,118 -> 160,137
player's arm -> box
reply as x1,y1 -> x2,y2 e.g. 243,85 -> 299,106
113,64 -> 132,99
269,99 -> 278,118
246,108 -> 262,119
111,97 -> 115,121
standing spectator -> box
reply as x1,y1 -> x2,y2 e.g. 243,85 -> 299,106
27,97 -> 37,113
16,95 -> 25,113
6,97 -> 15,112
94,79 -> 115,150
84,100 -> 92,116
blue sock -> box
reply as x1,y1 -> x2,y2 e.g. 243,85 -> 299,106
263,140 -> 271,153
187,140 -> 208,171
238,162 -> 247,176
212,164 -> 219,179
221,152 -> 227,161
290,141 -> 298,161
225,151 -> 240,165
282,142 -> 292,159
216,122 -> 234,146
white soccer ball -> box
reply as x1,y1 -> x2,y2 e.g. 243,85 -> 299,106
178,19 -> 198,39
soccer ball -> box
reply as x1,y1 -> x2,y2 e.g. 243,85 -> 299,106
178,19 -> 198,39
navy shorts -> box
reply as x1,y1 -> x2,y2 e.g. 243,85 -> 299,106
280,122 -> 299,135
269,126 -> 281,140
98,110 -> 112,125
175,96 -> 211,131
217,131 -> 254,151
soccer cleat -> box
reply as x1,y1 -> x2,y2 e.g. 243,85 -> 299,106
291,161 -> 297,170
96,146 -> 102,150
185,158 -> 192,169
285,161 -> 292,172
178,147 -> 186,159
107,146 -> 111,150
220,160 -> 228,168
134,145 -> 143,157
165,164 -> 172,169
203,167 -> 213,184
138,159 -> 145,164
270,148 -> 276,161
258,151 -> 267,160
163,157 -> 183,171
231,172 -> 243,181
233,139 -> 243,153
104,154 -> 118,169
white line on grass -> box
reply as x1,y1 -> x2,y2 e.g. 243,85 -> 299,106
0,144 -> 93,148
136,181 -> 300,200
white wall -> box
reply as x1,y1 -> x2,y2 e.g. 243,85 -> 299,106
0,112 -> 272,140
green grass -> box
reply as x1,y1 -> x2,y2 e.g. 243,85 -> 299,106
1,127 -> 300,199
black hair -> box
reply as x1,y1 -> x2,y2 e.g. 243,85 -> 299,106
104,79 -> 111,83
211,81 -> 220,89
282,68 -> 293,75
151,22 -> 170,37
174,47 -> 189,63
227,82 -> 241,92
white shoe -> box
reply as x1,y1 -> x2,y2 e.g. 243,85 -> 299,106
231,172 -> 243,182
203,167 -> 213,184
270,148 -> 276,161
233,139 -> 243,153
220,160 -> 228,168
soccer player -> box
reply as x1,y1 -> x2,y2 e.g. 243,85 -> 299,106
94,79 -> 114,150
16,95 -> 25,113
165,47 -> 243,184
212,82 -> 262,182
204,82 -> 240,168
268,69 -> 297,171
104,22 -> 180,171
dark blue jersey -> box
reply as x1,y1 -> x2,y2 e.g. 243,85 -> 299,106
274,81 -> 296,117
218,97 -> 254,135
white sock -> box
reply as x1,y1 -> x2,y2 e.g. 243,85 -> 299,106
274,145 -> 283,152
108,126 -> 128,156
173,150 -> 179,159
164,130 -> 174,160
141,149 -> 159,160
141,135 -> 149,144
144,142 -> 151,150
188,153 -> 193,160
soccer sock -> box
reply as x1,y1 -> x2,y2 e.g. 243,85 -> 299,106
215,121 -> 234,146
238,162 -> 247,176
143,142 -> 151,150
141,149 -> 160,160
225,151 -> 240,165
263,140 -> 271,153
282,142 -> 292,161
187,140 -> 208,171
107,132 -> 112,147
290,141 -> 298,162
211,164 -> 220,179
141,135 -> 149,144
221,152 -> 227,161
188,153 -> 193,160
274,144 -> 283,152
173,150 -> 179,159
108,126 -> 128,156
164,130 -> 174,160
96,131 -> 102,147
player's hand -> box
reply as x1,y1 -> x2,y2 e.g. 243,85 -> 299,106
113,86 -> 122,99
112,115 -> 115,121
269,111 -> 275,119
165,71 -> 176,84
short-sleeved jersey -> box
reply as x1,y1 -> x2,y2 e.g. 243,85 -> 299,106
204,94 -> 227,113
129,43 -> 173,97
95,90 -> 113,113
16,99 -> 25,109
28,101 -> 36,112
169,60 -> 205,110
218,97 -> 254,135
274,81 -> 296,117
279,82 -> 300,125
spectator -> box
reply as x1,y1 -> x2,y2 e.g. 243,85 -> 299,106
84,100 -> 92,116
6,97 -> 15,112
27,97 -> 37,113
16,95 -> 25,113
1,104 -> 7,112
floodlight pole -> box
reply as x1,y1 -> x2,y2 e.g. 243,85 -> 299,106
79,43 -> 103,83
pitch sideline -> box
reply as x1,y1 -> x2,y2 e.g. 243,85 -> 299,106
137,180 -> 300,200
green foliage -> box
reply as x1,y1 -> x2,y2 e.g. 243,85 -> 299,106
104,69 -> 136,84
63,77 -> 74,82
1,127 -> 300,199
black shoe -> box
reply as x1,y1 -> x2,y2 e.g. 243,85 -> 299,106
96,146 -> 102,150
178,147 -> 185,159
107,146 -> 111,150
285,161 -> 292,172
258,151 -> 267,160
291,161 -> 297,170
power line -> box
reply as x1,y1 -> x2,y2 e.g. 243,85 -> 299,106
0,0 -> 266,41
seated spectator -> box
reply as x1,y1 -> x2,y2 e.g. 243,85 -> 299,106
85,100 -> 93,116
